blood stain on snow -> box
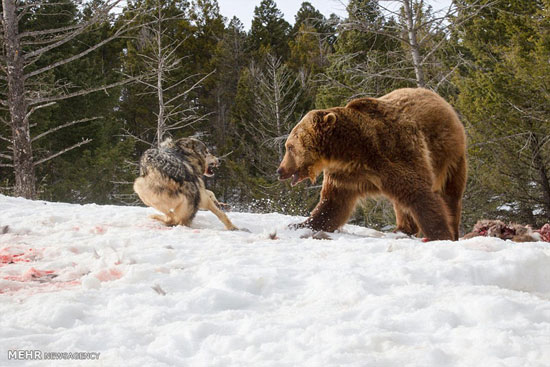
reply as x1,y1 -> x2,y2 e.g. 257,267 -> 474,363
0,246 -> 39,266
4,267 -> 57,282
0,247 -> 82,295
91,226 -> 107,234
95,268 -> 123,282
0,280 -> 81,295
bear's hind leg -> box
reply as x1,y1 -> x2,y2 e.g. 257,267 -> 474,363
383,167 -> 453,241
441,156 -> 467,240
408,191 -> 452,241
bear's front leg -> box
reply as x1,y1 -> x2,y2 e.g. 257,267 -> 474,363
293,174 -> 359,232
393,203 -> 420,236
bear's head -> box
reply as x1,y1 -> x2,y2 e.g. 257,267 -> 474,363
277,110 -> 337,186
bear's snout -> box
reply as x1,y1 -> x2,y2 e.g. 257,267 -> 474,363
277,166 -> 289,180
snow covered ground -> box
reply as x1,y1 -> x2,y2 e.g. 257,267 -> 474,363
1,194 -> 550,367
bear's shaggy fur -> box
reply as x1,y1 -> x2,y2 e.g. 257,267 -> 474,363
277,88 -> 467,241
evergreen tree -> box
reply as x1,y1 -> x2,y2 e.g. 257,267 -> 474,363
247,0 -> 291,60
292,1 -> 335,38
316,0 -> 403,108
227,54 -> 317,214
0,0 -> 140,199
454,0 -> 550,226
206,16 -> 248,203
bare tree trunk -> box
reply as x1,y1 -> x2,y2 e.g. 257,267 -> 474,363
2,0 -> 36,198
1,0 -> 141,198
249,54 -> 300,174
531,135 -> 550,217
156,5 -> 165,146
402,0 -> 426,88
273,63 -> 283,161
125,0 -> 208,148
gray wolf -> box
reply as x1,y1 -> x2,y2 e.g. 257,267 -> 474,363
134,137 -> 238,230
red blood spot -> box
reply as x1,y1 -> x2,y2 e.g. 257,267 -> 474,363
91,226 -> 106,234
0,279 -> 81,295
4,267 -> 56,282
0,247 -> 35,265
422,238 -> 430,243
95,268 -> 123,282
536,223 -> 550,242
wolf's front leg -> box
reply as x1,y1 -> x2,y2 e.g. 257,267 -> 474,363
201,190 -> 238,230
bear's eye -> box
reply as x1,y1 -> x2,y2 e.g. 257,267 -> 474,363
287,145 -> 294,153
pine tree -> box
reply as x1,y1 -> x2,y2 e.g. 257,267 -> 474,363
206,16 -> 248,203
247,0 -> 291,60
454,0 -> 550,226
292,1 -> 335,38
316,0 -> 403,108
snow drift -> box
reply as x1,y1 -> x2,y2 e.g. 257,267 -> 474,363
1,194 -> 550,366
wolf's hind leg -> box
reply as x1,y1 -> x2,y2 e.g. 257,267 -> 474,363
170,196 -> 197,227
149,213 -> 177,226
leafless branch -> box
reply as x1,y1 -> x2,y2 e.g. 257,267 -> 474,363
30,76 -> 139,106
165,70 -> 214,105
120,129 -> 154,147
34,139 -> 92,166
32,117 -> 101,142
18,24 -> 83,40
25,101 -> 56,121
25,10 -> 146,78
23,0 -> 123,61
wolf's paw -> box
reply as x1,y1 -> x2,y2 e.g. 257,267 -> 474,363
149,214 -> 176,226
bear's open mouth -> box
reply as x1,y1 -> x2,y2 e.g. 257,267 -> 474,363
291,173 -> 306,186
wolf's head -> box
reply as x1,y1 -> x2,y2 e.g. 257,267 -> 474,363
170,137 -> 219,177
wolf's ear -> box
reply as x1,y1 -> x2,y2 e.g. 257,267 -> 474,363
160,138 -> 174,149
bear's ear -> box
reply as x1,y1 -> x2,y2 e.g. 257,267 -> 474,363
323,112 -> 337,125
346,97 -> 385,117
313,111 -> 337,131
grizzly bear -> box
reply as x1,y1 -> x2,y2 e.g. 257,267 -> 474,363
277,88 -> 467,241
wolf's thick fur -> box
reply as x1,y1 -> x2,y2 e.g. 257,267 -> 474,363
134,137 -> 237,230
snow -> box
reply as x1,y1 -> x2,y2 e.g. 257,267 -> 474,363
1,194 -> 550,366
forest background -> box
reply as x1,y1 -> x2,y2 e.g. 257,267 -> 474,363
1,0 -> 549,233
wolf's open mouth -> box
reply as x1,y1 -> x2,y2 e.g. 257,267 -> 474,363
205,164 -> 216,177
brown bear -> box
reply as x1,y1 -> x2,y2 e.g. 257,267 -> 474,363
277,88 -> 467,241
